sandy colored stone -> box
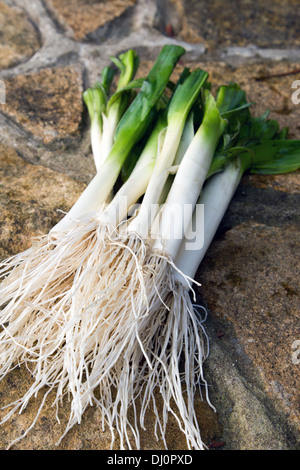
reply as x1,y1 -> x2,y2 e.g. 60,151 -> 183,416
0,1 -> 40,69
0,144 -> 85,258
166,0 -> 300,50
45,0 -> 137,41
0,367 -> 220,450
247,171 -> 300,194
0,67 -> 83,144
197,220 -> 300,433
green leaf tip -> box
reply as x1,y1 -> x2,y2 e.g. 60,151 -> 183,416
110,49 -> 140,92
167,68 -> 208,119
101,66 -> 115,94
83,82 -> 107,122
215,83 -> 253,131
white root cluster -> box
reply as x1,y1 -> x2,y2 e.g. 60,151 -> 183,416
0,212 -> 210,450
55,234 -> 211,450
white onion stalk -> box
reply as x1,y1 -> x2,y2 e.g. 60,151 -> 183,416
84,83 -> 106,172
137,91 -> 227,328
175,158 -> 244,281
100,50 -> 139,164
84,50 -> 139,172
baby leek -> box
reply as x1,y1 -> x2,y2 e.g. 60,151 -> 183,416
50,71 -> 213,446
101,49 -> 140,164
83,81 -> 108,171
83,51 -> 140,172
54,83 -> 253,451
151,90 -> 227,259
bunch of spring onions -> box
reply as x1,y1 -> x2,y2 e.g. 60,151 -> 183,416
0,45 -> 300,450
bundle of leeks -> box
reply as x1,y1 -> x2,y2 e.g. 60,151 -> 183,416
0,45 -> 299,450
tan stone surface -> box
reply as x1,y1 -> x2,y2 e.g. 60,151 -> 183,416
197,221 -> 300,431
0,367 -> 220,450
0,1 -> 40,69
0,67 -> 83,144
168,0 -> 300,50
45,0 -> 137,41
247,171 -> 300,194
0,144 -> 85,258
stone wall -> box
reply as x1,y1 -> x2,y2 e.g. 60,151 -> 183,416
0,0 -> 299,450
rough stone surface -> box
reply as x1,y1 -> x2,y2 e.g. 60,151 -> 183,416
0,0 -> 299,452
0,66 -> 84,144
168,0 -> 300,50
44,0 -> 137,41
0,366 -> 220,450
197,220 -> 300,449
0,1 -> 41,69
0,144 -> 85,259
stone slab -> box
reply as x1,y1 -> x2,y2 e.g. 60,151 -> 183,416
0,144 -> 85,258
44,0 -> 137,41
197,221 -> 300,428
0,66 -> 84,145
167,0 -> 300,50
0,1 -> 40,69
